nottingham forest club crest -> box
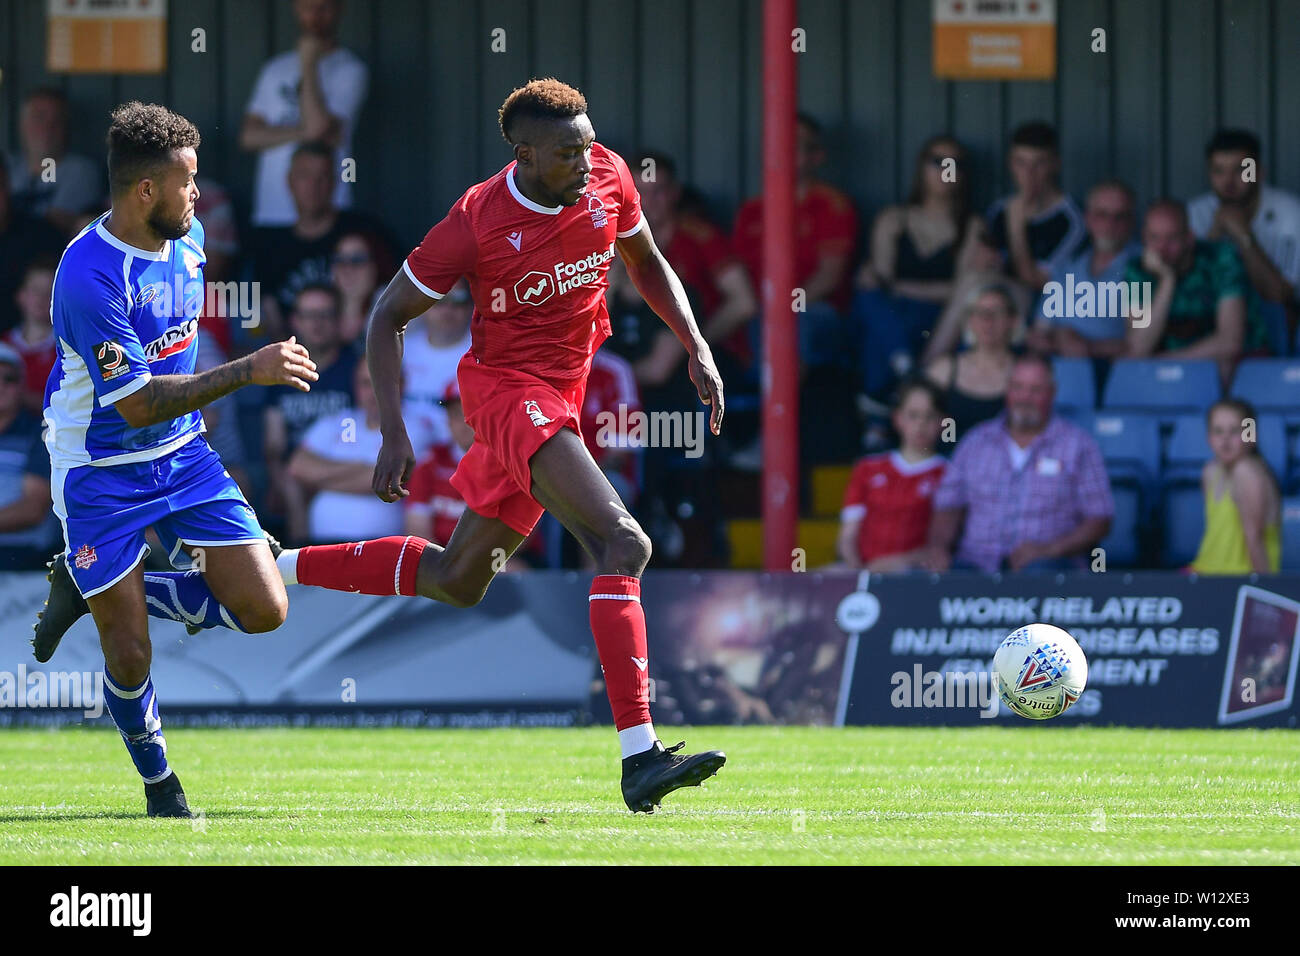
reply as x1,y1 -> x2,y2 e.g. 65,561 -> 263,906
587,195 -> 608,228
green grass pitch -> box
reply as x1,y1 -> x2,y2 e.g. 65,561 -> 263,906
1,725 -> 1296,864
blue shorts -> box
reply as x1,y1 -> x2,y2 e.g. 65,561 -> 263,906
51,435 -> 263,598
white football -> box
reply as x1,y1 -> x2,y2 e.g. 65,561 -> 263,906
993,623 -> 1088,720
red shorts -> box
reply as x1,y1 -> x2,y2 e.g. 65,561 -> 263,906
449,352 -> 587,536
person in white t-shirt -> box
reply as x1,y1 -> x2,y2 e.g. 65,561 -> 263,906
1187,128 -> 1300,307
401,281 -> 473,448
239,0 -> 369,226
289,357 -> 431,543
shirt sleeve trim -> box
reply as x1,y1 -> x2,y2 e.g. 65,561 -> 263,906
402,259 -> 445,300
100,372 -> 152,408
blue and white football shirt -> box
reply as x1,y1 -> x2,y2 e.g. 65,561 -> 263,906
44,213 -> 207,468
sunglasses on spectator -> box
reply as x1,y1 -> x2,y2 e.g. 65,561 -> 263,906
293,308 -> 339,321
332,253 -> 371,266
0,372 -> 21,385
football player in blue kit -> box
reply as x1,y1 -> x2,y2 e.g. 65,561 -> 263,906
32,102 -> 318,817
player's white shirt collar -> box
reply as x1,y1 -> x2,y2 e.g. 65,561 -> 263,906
507,165 -> 563,216
95,216 -> 172,261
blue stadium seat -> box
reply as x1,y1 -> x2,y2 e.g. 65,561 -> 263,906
1163,486 -> 1206,568
1091,412 -> 1161,489
1164,413 -> 1288,487
1229,358 -> 1300,414
1282,498 -> 1300,571
1102,359 -> 1220,417
1099,485 -> 1140,568
1052,357 -> 1096,414
1258,301 -> 1291,357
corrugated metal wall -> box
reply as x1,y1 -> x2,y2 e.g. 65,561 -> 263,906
3,0 -> 1298,248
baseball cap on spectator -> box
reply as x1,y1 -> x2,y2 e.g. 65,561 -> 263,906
438,380 -> 461,406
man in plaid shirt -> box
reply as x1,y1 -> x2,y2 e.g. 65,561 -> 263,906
923,354 -> 1113,572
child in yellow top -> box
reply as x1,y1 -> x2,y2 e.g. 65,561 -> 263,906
1190,398 -> 1281,574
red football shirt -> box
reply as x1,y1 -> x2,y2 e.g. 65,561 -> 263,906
732,181 -> 858,312
581,349 -> 641,492
404,142 -> 644,387
406,443 -> 467,546
662,214 -> 737,319
4,328 -> 56,406
841,451 -> 946,563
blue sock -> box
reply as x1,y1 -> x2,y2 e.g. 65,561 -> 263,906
143,570 -> 246,632
103,669 -> 170,783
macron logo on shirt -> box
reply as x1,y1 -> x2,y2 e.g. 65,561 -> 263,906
508,231 -> 523,251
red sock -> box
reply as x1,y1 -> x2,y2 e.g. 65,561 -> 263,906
589,575 -> 651,732
296,536 -> 427,596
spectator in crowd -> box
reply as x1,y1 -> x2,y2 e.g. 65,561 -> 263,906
1188,128 -> 1300,308
924,283 -> 1020,451
0,344 -> 56,570
332,231 -> 385,343
922,122 -> 1080,362
582,348 -> 644,511
247,141 -> 395,335
732,114 -> 858,369
634,151 -> 757,383
5,256 -> 58,414
1125,199 -> 1264,385
1026,180 -> 1141,359
263,282 -> 360,542
239,0 -> 369,227
5,88 -> 104,235
838,380 -> 947,571
290,359 -> 429,543
401,280 -> 472,447
1190,398 -> 1281,574
194,177 -> 240,284
405,381 -> 472,547
853,136 -> 985,401
195,334 -> 253,498
923,353 -> 1113,572
984,121 -> 1085,290
0,162 -> 64,333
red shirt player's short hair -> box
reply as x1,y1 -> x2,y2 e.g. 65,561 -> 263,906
498,77 -> 589,145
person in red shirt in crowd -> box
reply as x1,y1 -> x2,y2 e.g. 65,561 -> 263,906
632,151 -> 757,382
732,113 -> 859,369
404,380 -> 472,546
581,348 -> 643,508
837,380 -> 947,571
5,255 -> 57,414
274,78 -> 727,810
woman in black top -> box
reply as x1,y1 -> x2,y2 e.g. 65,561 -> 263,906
924,283 -> 1020,452
853,136 -> 986,402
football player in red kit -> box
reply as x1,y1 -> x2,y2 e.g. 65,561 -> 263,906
275,78 -> 727,812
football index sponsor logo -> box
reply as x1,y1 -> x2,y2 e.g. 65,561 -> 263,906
50,886 -> 151,936
513,243 -> 617,307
